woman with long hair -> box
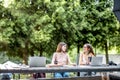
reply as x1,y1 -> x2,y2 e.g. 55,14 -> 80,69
79,43 -> 95,65
79,43 -> 95,76
48,42 -> 75,78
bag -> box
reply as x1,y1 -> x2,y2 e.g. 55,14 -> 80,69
33,73 -> 46,79
1,74 -> 10,80
108,61 -> 117,66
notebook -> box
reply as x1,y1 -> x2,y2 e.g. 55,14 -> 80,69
28,56 -> 46,67
90,56 -> 103,66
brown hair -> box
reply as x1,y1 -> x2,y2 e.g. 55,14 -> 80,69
84,43 -> 95,55
56,42 -> 67,52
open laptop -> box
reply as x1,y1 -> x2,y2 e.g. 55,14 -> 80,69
28,56 -> 46,67
90,56 -> 103,66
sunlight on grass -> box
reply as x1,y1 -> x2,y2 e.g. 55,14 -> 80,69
108,47 -> 117,54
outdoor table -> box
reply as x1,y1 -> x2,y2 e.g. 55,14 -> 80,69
0,65 -> 120,79
0,65 -> 120,73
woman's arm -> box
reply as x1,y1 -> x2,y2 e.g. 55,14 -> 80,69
67,54 -> 72,64
51,53 -> 56,64
79,53 -> 86,65
46,53 -> 63,67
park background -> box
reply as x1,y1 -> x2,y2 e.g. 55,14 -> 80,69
0,0 -> 120,65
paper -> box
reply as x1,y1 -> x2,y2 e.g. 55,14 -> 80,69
1,61 -> 20,69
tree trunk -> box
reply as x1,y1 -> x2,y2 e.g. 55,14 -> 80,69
77,41 -> 81,54
23,53 -> 28,65
105,41 -> 109,64
77,42 -> 80,76
39,45 -> 43,56
23,40 -> 29,65
77,44 -> 80,54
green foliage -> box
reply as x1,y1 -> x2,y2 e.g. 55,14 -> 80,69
0,0 -> 120,63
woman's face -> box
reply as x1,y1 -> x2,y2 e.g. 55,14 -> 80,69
61,45 -> 67,52
83,45 -> 89,53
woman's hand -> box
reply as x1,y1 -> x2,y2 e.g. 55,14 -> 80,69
46,64 -> 63,67
85,61 -> 92,65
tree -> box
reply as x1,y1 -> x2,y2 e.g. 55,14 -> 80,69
79,0 -> 119,63
0,0 -> 119,64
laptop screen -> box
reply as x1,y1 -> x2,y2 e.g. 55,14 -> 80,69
90,57 -> 103,66
28,56 -> 46,67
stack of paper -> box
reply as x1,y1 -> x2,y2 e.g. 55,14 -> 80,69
1,61 -> 20,69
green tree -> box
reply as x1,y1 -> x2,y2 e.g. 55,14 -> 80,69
0,0 -> 119,64
79,0 -> 119,63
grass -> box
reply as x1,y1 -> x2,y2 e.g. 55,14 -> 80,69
10,73 -> 77,79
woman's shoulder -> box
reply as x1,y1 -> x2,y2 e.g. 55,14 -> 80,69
53,52 -> 60,55
53,52 -> 57,55
54,52 -> 60,54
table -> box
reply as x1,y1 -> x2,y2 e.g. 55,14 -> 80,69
0,65 -> 120,73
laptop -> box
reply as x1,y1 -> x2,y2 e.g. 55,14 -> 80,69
90,56 -> 103,66
28,56 -> 46,67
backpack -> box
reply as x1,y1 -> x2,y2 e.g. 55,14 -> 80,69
33,73 -> 46,79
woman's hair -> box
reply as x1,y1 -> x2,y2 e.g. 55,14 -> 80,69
56,42 -> 67,52
84,43 -> 95,55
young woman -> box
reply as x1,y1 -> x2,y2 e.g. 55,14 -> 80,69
79,43 -> 95,76
48,42 -> 75,78
79,43 -> 95,65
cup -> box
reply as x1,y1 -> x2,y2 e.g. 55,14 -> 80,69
88,57 -> 92,62
54,60 -> 58,64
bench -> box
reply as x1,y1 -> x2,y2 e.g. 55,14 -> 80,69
109,72 -> 120,80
